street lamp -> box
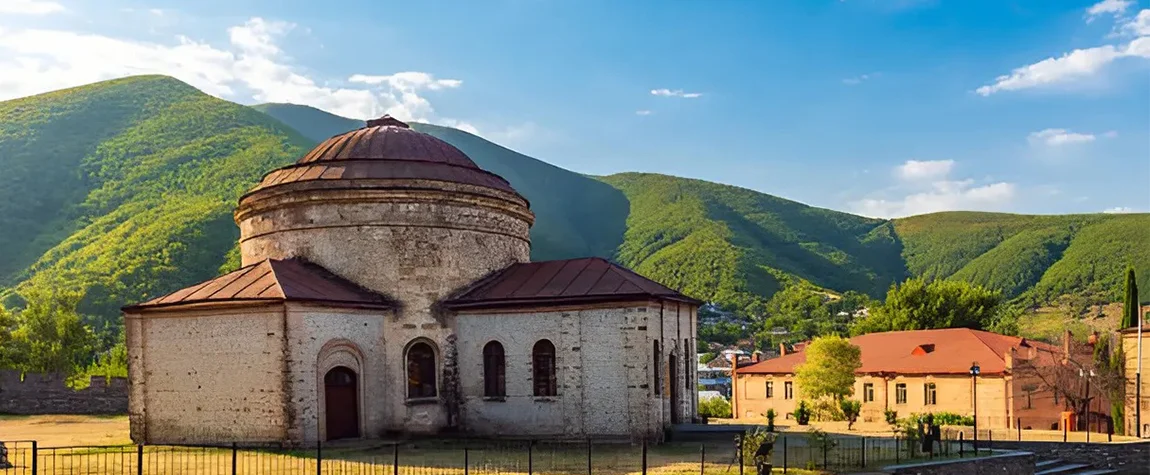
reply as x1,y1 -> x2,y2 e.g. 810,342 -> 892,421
970,362 -> 980,452
1080,368 -> 1096,442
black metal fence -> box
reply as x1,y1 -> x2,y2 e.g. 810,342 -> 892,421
0,433 -> 993,475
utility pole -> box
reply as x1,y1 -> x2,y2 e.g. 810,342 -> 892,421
1137,310 -> 1144,438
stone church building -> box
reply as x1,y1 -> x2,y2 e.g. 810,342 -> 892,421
123,116 -> 700,445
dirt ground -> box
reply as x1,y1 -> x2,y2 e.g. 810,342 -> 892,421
0,414 -> 132,447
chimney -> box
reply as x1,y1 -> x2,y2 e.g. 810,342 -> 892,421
779,342 -> 787,356
752,351 -> 761,363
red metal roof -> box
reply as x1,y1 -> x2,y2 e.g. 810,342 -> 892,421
123,258 -> 393,311
443,257 -> 703,310
736,328 -> 1061,376
247,116 -> 520,196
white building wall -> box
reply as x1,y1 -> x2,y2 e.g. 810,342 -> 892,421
127,305 -> 288,444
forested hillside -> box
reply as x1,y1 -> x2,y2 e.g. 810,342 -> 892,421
0,76 -> 312,327
0,76 -> 1146,335
597,173 -> 908,314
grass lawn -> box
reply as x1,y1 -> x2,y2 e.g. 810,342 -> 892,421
0,415 -> 827,475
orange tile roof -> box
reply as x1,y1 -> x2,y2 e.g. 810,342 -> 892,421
736,328 -> 1059,376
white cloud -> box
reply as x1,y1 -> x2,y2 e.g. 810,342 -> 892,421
650,88 -> 702,98
977,8 -> 1150,95
1121,9 -> 1150,36
1026,128 -> 1115,146
895,159 -> 954,182
851,159 -> 1015,218
0,17 -> 475,128
1086,0 -> 1133,22
0,0 -> 64,15
635,110 -> 652,116
1102,206 -> 1137,213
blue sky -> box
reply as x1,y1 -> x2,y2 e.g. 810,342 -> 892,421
0,0 -> 1147,217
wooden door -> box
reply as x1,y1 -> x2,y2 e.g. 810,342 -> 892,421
324,367 -> 360,440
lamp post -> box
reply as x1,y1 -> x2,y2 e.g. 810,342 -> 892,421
970,362 -> 980,452
1081,368 -> 1096,442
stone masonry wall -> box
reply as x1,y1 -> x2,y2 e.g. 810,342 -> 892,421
0,370 -> 127,414
987,440 -> 1150,474
883,452 -> 1034,475
127,306 -> 288,444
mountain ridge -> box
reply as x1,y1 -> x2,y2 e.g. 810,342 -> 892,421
0,76 -> 1145,331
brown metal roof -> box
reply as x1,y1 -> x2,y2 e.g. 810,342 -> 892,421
443,257 -> 703,310
247,115 -> 520,196
123,258 -> 393,311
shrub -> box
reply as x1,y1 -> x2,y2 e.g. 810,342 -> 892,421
884,409 -> 899,426
806,427 -> 837,452
810,399 -> 844,421
741,427 -> 778,464
765,408 -> 777,432
698,397 -> 732,418
793,401 -> 812,425
930,412 -> 974,426
840,399 -> 862,430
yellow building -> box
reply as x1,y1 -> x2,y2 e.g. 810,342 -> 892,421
733,328 -> 1069,430
1121,322 -> 1150,438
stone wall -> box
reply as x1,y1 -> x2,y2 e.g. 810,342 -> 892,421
0,370 -> 127,414
986,440 -> 1150,474
883,452 -> 1034,475
126,305 -> 289,444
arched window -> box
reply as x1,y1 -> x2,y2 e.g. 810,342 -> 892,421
406,341 -> 437,399
653,340 -> 662,395
532,339 -> 557,397
483,341 -> 506,398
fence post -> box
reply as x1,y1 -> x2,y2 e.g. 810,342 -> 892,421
528,441 -> 534,475
642,439 -> 648,475
231,443 -> 238,475
317,440 -> 322,475
860,437 -> 866,469
393,443 -> 399,475
136,444 -> 144,475
958,432 -> 963,457
699,443 -> 705,475
30,441 -> 37,475
822,438 -> 827,469
987,427 -> 992,452
1063,423 -> 1067,442
782,436 -> 787,474
587,438 -> 592,475
895,436 -> 900,464
464,447 -> 469,475
1017,418 -> 1021,441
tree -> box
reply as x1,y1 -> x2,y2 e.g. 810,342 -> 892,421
1013,338 -> 1125,432
4,289 -> 98,375
840,399 -> 862,430
1122,266 -> 1139,329
850,278 -> 1003,336
794,335 -> 862,400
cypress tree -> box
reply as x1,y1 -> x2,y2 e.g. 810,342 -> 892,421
1123,266 -> 1139,329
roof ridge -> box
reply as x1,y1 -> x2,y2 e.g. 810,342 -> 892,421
967,328 -> 1014,363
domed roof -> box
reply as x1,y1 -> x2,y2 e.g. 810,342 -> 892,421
246,116 -> 520,196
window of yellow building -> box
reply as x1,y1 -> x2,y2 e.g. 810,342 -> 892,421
924,382 -> 937,405
895,383 -> 907,404
863,383 -> 874,402
766,381 -> 773,398
784,381 -> 793,400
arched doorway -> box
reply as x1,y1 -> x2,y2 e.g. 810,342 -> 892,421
324,366 -> 360,440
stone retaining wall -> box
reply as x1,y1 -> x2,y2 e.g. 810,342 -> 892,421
0,370 -> 127,414
883,452 -> 1034,475
987,440 -> 1149,475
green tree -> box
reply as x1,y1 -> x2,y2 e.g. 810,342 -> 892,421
794,335 -> 862,400
6,290 -> 98,375
0,305 -> 18,368
850,277 -> 1003,335
1122,266 -> 1139,329
840,399 -> 862,430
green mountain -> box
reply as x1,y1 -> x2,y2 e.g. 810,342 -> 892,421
0,76 -> 1146,332
0,76 -> 312,323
